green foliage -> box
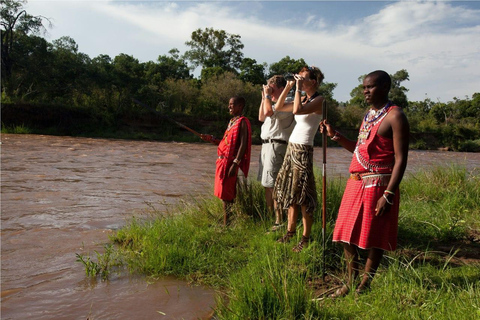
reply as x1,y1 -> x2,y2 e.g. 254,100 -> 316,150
1,8 -> 478,151
238,57 -> 266,85
75,244 -> 117,280
1,123 -> 31,133
184,27 -> 244,72
399,165 -> 479,245
198,71 -> 259,120
87,166 -> 479,319
267,56 -> 307,78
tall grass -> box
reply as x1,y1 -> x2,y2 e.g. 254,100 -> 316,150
80,166 -> 480,319
1,123 -> 32,134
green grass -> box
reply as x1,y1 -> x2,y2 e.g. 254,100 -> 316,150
1,123 -> 32,134
78,166 -> 480,319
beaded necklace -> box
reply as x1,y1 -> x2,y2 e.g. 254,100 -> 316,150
227,116 -> 241,130
224,115 -> 242,146
357,101 -> 391,145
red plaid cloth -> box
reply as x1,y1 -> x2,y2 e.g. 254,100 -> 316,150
333,106 -> 399,251
214,116 -> 251,201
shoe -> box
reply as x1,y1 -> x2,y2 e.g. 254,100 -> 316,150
292,236 -> 310,252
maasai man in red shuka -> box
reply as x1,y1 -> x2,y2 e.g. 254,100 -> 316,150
320,70 -> 409,297
201,96 -> 252,226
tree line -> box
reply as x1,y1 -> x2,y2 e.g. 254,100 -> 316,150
2,0 -> 479,151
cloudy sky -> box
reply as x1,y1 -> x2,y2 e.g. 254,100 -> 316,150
25,0 -> 480,103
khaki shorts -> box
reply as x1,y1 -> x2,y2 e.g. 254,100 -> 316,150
258,142 -> 288,188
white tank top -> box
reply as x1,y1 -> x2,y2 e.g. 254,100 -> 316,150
289,113 -> 322,146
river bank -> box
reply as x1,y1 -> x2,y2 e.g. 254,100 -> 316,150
1,134 -> 479,319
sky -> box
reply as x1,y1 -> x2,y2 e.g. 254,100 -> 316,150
25,0 -> 480,103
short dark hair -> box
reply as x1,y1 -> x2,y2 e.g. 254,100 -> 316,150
367,70 -> 391,91
231,96 -> 245,108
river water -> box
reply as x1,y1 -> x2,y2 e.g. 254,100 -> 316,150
1,134 -> 479,319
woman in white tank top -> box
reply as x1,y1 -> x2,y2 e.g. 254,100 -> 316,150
273,66 -> 325,252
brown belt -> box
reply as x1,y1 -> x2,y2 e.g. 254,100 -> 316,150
262,139 -> 287,144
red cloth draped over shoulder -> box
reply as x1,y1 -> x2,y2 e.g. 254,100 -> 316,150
214,116 -> 252,201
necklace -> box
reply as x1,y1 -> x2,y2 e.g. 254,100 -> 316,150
227,115 -> 241,130
357,102 -> 391,144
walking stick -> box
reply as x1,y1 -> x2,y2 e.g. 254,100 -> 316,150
132,98 -> 203,138
322,99 -> 327,281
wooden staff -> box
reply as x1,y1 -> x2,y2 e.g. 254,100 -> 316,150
322,99 -> 328,280
132,98 -> 203,138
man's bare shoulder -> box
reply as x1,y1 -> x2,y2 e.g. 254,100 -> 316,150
388,106 -> 408,122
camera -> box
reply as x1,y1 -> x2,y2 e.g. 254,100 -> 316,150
284,73 -> 295,81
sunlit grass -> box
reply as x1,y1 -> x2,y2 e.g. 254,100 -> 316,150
77,166 -> 480,319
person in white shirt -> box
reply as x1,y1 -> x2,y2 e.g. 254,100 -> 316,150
258,75 -> 296,230
273,66 -> 326,252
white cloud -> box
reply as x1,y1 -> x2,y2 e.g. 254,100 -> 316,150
24,0 -> 480,102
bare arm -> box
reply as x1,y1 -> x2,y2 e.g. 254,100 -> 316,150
274,81 -> 295,112
259,85 -> 274,122
293,93 -> 325,115
375,109 -> 410,216
320,120 -> 357,153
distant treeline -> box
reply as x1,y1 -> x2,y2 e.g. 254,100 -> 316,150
1,0 -> 479,150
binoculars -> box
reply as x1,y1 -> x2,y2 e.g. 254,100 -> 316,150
284,73 -> 295,81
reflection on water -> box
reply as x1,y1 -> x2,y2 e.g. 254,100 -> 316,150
1,134 -> 479,319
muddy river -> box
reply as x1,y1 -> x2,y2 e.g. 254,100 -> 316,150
1,134 -> 479,319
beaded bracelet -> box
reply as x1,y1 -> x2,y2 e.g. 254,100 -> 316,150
383,193 -> 394,205
384,190 -> 395,196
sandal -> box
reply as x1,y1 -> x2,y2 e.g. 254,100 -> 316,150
271,223 -> 284,232
277,230 -> 296,243
292,236 -> 310,252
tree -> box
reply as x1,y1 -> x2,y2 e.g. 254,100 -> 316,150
184,28 -> 244,75
48,36 -> 91,103
1,0 -> 50,96
348,75 -> 368,108
238,57 -> 266,85
153,48 -> 191,81
267,56 -> 307,78
390,69 -> 409,109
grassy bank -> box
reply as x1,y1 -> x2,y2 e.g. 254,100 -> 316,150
80,166 -> 480,319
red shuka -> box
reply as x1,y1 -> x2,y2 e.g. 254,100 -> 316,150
333,106 -> 400,251
214,116 -> 251,201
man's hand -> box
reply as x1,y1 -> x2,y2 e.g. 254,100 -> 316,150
319,120 -> 336,138
200,134 -> 214,143
375,195 -> 392,217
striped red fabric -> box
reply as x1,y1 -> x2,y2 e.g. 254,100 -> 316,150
214,116 -> 251,201
332,179 -> 399,251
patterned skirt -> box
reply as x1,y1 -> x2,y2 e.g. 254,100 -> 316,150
273,142 -> 317,215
